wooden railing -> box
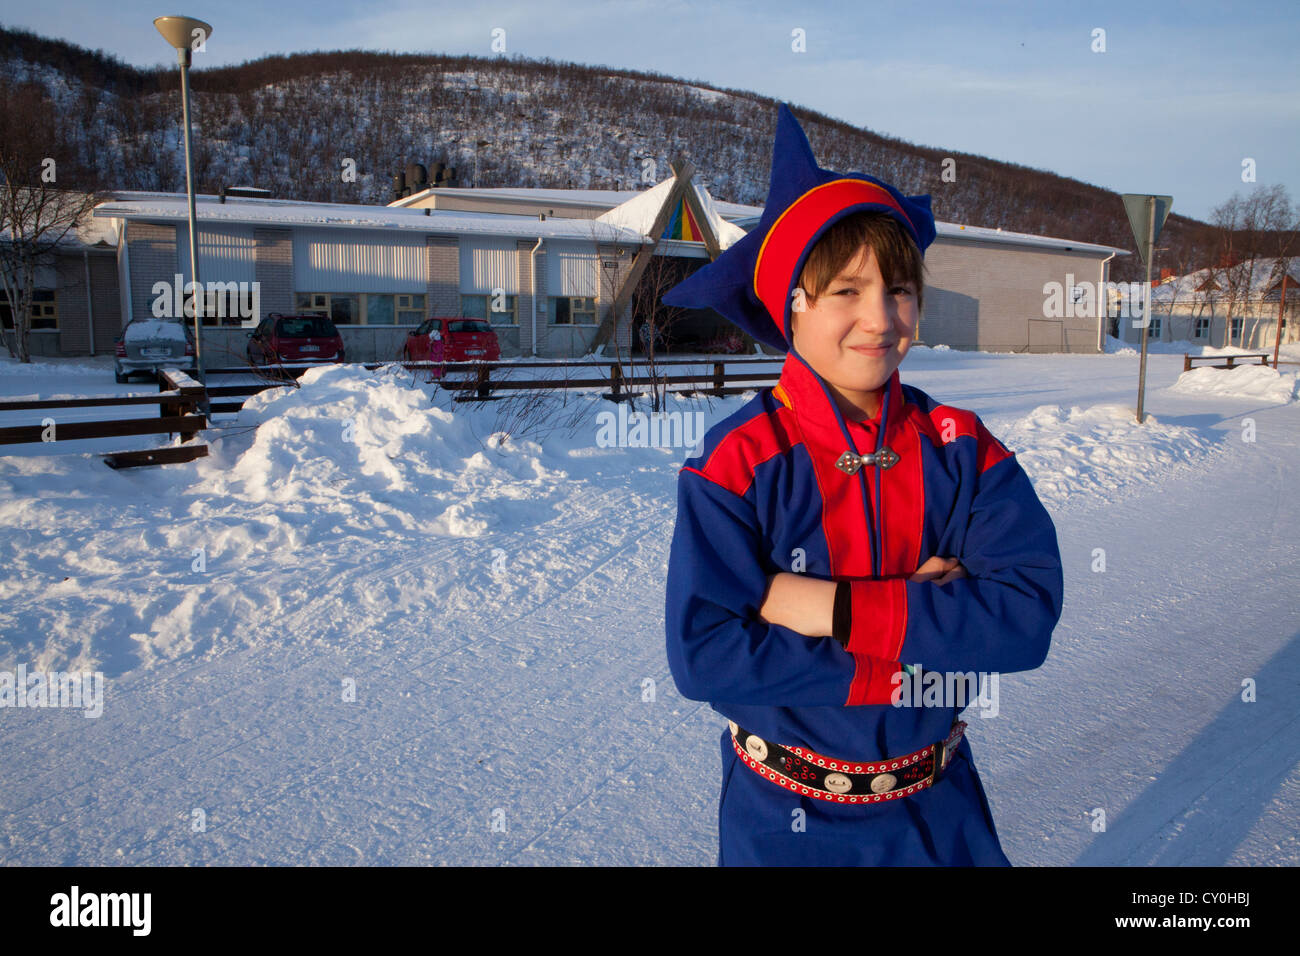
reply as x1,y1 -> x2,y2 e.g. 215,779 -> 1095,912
0,367 -> 208,468
200,356 -> 783,408
0,357 -> 781,466
1183,353 -> 1272,372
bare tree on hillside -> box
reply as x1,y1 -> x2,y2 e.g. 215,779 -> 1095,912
1211,186 -> 1297,348
0,78 -> 104,362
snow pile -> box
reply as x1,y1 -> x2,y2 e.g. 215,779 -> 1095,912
994,403 -> 1223,505
0,355 -> 107,380
1103,335 -> 1137,355
0,363 -> 713,677
1169,364 -> 1299,404
193,364 -> 573,539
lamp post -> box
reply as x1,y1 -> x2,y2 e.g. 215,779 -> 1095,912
154,15 -> 212,393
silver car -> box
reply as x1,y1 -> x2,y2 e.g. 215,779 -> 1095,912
114,319 -> 196,383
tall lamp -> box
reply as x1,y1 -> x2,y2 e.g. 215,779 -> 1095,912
154,15 -> 213,393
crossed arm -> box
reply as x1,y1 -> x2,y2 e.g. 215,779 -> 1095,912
758,556 -> 968,638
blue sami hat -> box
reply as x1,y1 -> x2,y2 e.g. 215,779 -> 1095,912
661,103 -> 936,353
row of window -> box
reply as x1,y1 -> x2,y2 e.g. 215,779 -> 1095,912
15,289 -> 1281,340
1,290 -> 601,331
292,293 -> 598,329
1106,315 -> 1286,340
0,290 -> 57,330
168,291 -> 600,328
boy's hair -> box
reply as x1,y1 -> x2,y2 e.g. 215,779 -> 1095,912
797,211 -> 927,312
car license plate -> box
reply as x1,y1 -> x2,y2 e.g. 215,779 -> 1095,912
142,348 -> 170,358
467,349 -> 484,356
300,345 -> 320,353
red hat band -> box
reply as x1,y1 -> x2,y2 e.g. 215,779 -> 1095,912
753,178 -> 916,338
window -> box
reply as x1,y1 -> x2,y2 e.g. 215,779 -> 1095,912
183,288 -> 254,327
396,294 -> 425,325
296,292 -> 427,326
300,293 -> 330,314
1194,317 -> 1209,339
366,294 -> 395,325
1147,315 -> 1162,339
30,290 -> 57,330
1230,317 -> 1243,341
296,292 -> 357,325
461,294 -> 517,325
2,290 -> 59,330
552,296 -> 597,325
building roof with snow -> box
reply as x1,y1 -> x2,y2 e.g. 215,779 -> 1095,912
92,191 -> 645,244
1151,257 -> 1300,305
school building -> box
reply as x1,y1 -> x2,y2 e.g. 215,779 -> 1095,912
13,173 -> 1129,362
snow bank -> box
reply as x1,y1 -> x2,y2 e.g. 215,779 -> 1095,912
0,355 -> 107,380
1169,364 -> 1300,404
193,364 -> 576,540
0,363 -> 719,676
995,403 -> 1223,505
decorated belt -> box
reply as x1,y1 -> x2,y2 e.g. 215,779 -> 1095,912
728,719 -> 966,804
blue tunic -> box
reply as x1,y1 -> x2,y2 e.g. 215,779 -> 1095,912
664,353 -> 1063,866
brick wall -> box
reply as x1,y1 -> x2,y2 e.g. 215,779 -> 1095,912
254,228 -> 293,318
426,235 -> 459,314
126,221 -> 178,323
516,238 -> 542,356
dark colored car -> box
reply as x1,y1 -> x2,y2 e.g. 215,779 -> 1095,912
247,313 -> 346,366
114,319 -> 196,383
403,317 -> 500,363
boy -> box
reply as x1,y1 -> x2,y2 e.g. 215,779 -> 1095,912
661,104 -> 1063,866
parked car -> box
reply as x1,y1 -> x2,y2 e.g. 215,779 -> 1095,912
114,319 -> 196,383
400,319 -> 446,378
403,317 -> 500,364
247,313 -> 346,366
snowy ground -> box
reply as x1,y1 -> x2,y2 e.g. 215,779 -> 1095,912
1,343 -> 1297,866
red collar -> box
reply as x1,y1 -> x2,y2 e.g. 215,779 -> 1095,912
771,354 -> 906,457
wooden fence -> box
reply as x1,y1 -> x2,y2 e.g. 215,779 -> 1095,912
0,368 -> 208,468
0,356 -> 783,467
203,356 -> 784,409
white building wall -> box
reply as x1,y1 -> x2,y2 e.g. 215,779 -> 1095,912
546,242 -> 600,297
292,227 -> 425,292
177,223 -> 257,285
459,238 -> 520,294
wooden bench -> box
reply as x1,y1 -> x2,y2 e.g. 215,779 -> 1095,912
1183,353 -> 1272,372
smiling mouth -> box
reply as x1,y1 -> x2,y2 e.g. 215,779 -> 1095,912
850,343 -> 894,352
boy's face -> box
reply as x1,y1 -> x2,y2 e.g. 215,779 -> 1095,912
790,243 -> 918,422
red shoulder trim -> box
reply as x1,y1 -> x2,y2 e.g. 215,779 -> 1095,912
922,405 -> 1012,474
973,417 -> 1013,473
686,407 -> 798,497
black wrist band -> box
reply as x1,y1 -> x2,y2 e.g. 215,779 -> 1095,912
832,579 -> 851,646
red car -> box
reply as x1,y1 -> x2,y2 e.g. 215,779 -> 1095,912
403,317 -> 500,364
247,313 -> 346,366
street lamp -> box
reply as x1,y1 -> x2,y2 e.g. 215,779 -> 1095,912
154,15 -> 212,393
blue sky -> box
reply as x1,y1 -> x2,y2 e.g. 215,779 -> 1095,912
4,0 -> 1297,223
